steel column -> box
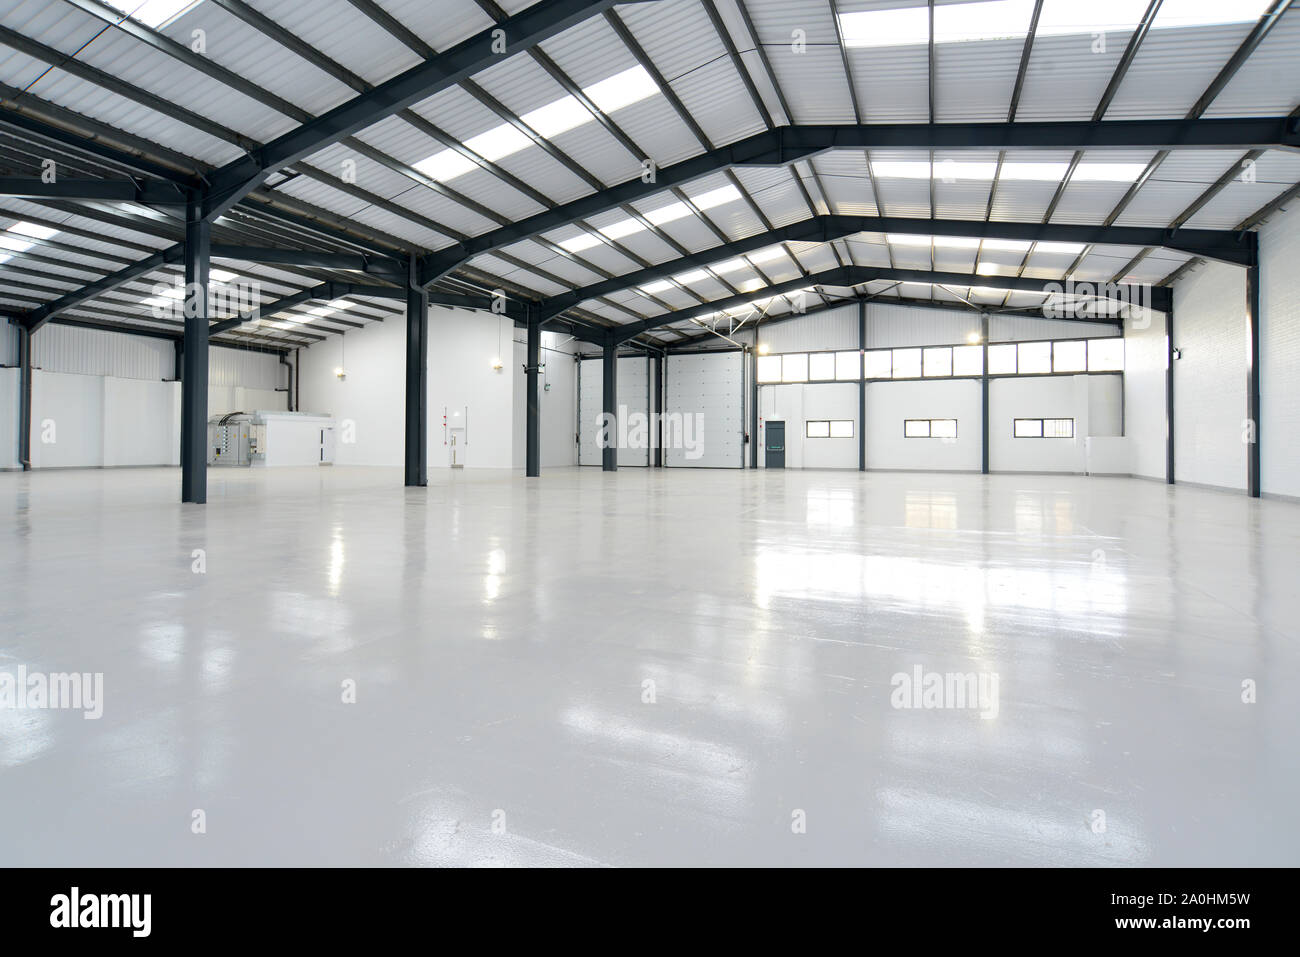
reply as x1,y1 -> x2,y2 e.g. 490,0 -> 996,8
646,352 -> 653,467
180,197 -> 210,504
1246,264 -> 1261,497
17,324 -> 31,471
404,254 -> 428,487
981,314 -> 991,475
602,335 -> 617,472
654,352 -> 664,468
525,310 -> 541,478
1166,305 -> 1176,485
858,299 -> 866,472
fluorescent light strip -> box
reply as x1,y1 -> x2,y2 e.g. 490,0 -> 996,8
413,65 -> 659,183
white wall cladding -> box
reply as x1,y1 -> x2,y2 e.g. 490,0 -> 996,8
741,301 -> 1126,356
31,324 -> 173,381
209,346 -> 286,391
754,305 -> 858,352
1172,261 -> 1248,491
0,321 -> 16,367
989,315 -> 1123,343
1259,202 -> 1300,499
1123,309 -> 1169,482
0,367 -> 18,469
868,304 -> 980,348
665,351 -> 744,468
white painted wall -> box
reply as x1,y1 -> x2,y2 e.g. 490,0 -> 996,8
29,371 -> 104,468
1172,261 -> 1247,491
757,382 -> 859,469
0,367 -> 20,469
510,332 -> 579,469
1259,202 -> 1300,499
0,325 -> 283,471
102,378 -> 181,467
865,379 -> 981,471
990,375 -> 1120,473
1123,309 -> 1168,481
428,306 -> 514,469
299,313 -> 403,466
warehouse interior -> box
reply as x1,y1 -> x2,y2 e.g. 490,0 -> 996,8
1,0 -> 1299,867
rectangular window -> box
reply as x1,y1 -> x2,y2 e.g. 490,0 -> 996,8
892,348 -> 922,379
1014,418 -> 1074,438
808,351 -> 836,381
864,350 -> 893,379
835,351 -> 861,380
757,354 -> 782,383
781,353 -> 808,383
987,343 -> 1017,375
922,346 -> 953,377
1088,337 -> 1125,371
952,344 -> 983,376
904,419 -> 957,438
1052,340 -> 1087,373
1017,341 -> 1052,374
805,420 -> 854,438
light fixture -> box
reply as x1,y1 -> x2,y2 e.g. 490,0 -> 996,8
491,357 -> 503,371
335,334 -> 346,379
334,367 -> 347,380
967,332 -> 983,344
758,343 -> 770,355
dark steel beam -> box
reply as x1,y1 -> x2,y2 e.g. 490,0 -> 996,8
537,217 -> 1202,320
23,244 -> 186,331
405,255 -> 428,488
181,199 -> 210,504
209,244 -> 404,277
201,0 -> 650,218
607,265 -> 1157,343
421,118 -> 1293,286
0,176 -> 188,204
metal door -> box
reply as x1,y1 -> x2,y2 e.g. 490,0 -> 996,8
764,420 -> 785,469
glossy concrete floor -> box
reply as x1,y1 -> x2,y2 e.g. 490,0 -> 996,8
1,465 -> 1298,867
